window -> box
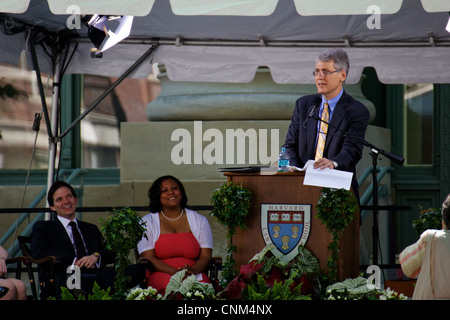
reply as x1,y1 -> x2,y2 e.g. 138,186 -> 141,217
0,60 -> 51,169
81,74 -> 159,168
403,84 -> 433,166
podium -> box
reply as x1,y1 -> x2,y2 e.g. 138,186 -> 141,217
224,171 -> 359,281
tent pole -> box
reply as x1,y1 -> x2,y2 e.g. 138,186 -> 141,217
30,42 -> 60,220
45,56 -> 61,220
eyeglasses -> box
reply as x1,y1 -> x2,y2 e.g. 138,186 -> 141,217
312,69 -> 341,77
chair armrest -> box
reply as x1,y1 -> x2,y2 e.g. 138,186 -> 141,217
34,256 -> 57,265
208,256 -> 223,283
211,256 -> 222,266
138,257 -> 155,272
5,256 -> 27,264
5,257 -> 27,279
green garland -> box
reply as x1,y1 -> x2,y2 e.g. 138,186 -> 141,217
210,181 -> 252,285
316,188 -> 358,284
100,207 -> 147,299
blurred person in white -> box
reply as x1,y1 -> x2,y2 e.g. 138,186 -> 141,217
400,194 -> 450,299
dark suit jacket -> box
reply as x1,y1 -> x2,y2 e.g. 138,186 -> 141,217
284,91 -> 370,201
31,219 -> 115,292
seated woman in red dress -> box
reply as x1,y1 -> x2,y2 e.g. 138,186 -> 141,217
137,175 -> 213,295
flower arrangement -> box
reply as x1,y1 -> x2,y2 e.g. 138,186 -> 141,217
324,277 -> 408,300
219,244 -> 319,300
57,244 -> 410,301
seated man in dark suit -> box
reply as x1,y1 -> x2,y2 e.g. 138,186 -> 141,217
31,181 -> 116,298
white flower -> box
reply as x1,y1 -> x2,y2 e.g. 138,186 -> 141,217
126,286 -> 161,300
194,290 -> 203,297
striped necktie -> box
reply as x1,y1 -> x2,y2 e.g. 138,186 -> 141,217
315,102 -> 329,160
69,221 -> 87,259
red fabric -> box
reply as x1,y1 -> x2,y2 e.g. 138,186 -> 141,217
146,233 -> 210,294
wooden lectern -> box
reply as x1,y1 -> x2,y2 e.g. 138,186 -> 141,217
224,171 -> 359,281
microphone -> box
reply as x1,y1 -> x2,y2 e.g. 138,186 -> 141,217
303,98 -> 321,128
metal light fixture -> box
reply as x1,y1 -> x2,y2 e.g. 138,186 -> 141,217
84,14 -> 134,56
446,13 -> 450,33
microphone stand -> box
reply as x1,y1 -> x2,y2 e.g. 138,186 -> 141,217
311,115 -> 404,266
362,142 -> 404,266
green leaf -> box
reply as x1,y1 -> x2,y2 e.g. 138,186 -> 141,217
292,245 -> 320,275
164,270 -> 215,300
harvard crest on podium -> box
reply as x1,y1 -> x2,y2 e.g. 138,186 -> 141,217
261,204 -> 311,262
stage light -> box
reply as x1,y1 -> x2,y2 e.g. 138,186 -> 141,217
446,13 -> 450,33
84,14 -> 134,56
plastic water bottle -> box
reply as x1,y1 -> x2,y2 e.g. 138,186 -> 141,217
278,147 -> 290,172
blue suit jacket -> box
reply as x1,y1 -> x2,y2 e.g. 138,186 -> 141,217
284,91 -> 370,201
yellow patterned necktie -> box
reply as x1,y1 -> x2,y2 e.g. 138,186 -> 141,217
315,102 -> 329,160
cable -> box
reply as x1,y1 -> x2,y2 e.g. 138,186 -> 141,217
11,71 -> 51,248
19,113 -> 42,209
11,113 -> 42,249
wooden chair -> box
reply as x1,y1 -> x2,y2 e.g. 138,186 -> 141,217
208,256 -> 223,282
136,250 -> 223,291
5,256 -> 26,280
17,236 -> 58,300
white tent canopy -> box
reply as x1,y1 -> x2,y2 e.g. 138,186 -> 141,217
1,0 -> 450,84
3,0 -> 450,16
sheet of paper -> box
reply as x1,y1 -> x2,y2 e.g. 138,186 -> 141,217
287,159 -> 315,172
303,163 -> 353,190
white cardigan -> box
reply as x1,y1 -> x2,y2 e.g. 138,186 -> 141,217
137,208 -> 213,254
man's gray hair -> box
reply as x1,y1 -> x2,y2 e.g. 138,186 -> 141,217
316,48 -> 350,77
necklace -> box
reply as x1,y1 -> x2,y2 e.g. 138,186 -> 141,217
161,209 -> 184,221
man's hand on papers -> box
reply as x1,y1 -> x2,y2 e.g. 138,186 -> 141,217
313,158 -> 335,170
